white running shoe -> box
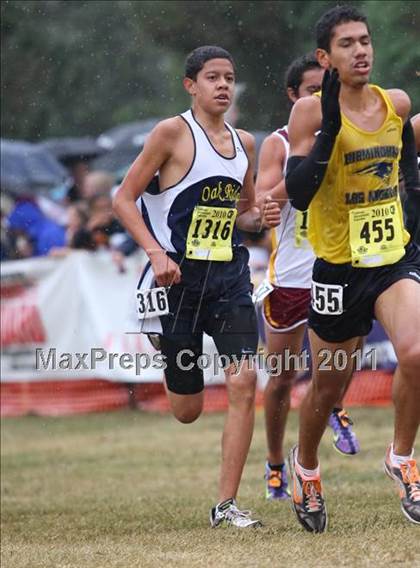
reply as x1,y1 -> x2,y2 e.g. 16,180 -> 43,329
209,498 -> 262,528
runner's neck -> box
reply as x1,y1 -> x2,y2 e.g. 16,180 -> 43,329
191,105 -> 227,134
339,83 -> 377,113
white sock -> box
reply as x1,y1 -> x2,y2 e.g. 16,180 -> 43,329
295,459 -> 320,479
390,444 -> 413,467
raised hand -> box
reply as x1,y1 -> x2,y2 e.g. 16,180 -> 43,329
321,68 -> 341,138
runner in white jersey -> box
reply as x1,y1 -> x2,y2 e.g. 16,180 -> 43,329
113,46 -> 280,528
256,54 -> 360,501
266,124 -> 314,292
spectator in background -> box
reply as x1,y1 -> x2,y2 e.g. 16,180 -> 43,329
49,202 -> 94,256
1,193 -> 16,260
7,199 -> 65,257
65,158 -> 90,202
49,194 -> 128,269
81,171 -> 115,200
86,193 -> 125,249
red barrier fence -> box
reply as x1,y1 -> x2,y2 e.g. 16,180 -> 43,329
1,370 -> 393,417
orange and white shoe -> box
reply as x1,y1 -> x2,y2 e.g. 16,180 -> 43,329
287,445 -> 327,533
384,445 -> 420,525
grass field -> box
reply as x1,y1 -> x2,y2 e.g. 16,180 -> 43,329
1,407 -> 419,567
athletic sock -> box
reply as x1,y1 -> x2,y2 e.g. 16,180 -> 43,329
295,458 -> 320,480
390,444 -> 414,468
268,462 -> 284,471
216,498 -> 234,511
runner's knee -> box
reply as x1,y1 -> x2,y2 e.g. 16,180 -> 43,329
226,366 -> 257,406
173,406 -> 202,424
267,370 -> 296,390
396,341 -> 420,381
169,395 -> 203,423
310,372 -> 348,404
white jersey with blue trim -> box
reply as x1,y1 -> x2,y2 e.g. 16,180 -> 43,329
136,109 -> 249,334
137,108 -> 249,257
267,126 -> 315,289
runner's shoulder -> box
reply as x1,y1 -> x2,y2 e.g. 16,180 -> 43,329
235,129 -> 255,155
146,116 -> 187,147
289,95 -> 322,133
386,89 -> 411,121
260,132 -> 287,159
293,94 -> 322,114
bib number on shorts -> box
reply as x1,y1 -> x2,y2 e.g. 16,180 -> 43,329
252,278 -> 274,305
136,287 -> 169,319
186,206 -> 237,261
349,202 -> 405,267
311,281 -> 343,315
294,209 -> 310,248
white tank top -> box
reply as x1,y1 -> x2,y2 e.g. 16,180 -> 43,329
138,109 -> 249,256
267,126 -> 315,288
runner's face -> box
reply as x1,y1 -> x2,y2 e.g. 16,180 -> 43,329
324,21 -> 373,86
297,68 -> 324,98
185,58 -> 235,114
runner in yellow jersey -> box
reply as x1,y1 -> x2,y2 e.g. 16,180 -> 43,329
284,5 -> 420,532
256,54 -> 360,504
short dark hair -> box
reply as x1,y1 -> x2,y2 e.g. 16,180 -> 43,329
285,53 -> 321,95
316,5 -> 370,52
185,46 -> 235,80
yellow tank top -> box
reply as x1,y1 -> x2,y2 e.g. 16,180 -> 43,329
308,85 -> 410,265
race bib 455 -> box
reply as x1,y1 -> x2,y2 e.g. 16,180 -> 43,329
349,202 -> 405,267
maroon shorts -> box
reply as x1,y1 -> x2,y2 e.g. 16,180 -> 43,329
263,286 -> 311,332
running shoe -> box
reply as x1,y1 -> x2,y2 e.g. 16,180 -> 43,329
288,445 -> 327,533
209,498 -> 262,528
384,445 -> 420,525
329,408 -> 360,455
264,461 -> 290,500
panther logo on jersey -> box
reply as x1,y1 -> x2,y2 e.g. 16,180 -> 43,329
355,161 -> 393,183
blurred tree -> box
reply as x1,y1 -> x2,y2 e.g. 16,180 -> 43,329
1,0 -> 419,140
363,0 -> 419,99
136,0 -> 336,129
1,0 -> 186,139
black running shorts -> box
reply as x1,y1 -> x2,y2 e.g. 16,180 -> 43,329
158,246 -> 258,395
308,242 -> 420,343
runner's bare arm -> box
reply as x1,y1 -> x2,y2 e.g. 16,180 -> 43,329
255,134 -> 288,209
412,114 -> 420,153
288,96 -> 321,158
389,89 -> 418,192
235,131 -> 281,231
113,118 -> 183,285
286,69 -> 341,210
388,90 -> 420,244
387,89 -> 411,123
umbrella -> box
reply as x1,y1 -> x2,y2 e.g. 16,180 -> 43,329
92,122 -> 269,178
97,118 -> 161,150
38,137 -> 105,164
90,143 -> 141,179
92,118 -> 161,177
1,139 -> 70,196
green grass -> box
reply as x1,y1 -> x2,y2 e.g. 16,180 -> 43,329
1,408 -> 419,567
